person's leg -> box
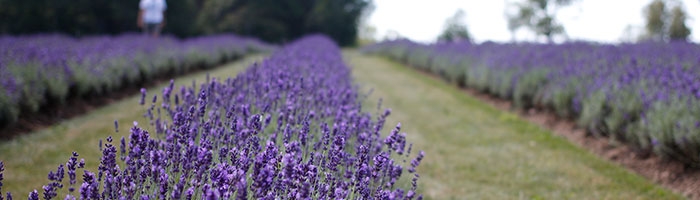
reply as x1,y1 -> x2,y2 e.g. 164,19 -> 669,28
145,23 -> 161,37
144,23 -> 154,36
152,22 -> 162,37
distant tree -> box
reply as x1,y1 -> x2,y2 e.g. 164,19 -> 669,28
383,30 -> 403,41
0,0 -> 371,46
357,1 -> 377,44
644,0 -> 666,41
437,9 -> 472,43
643,0 -> 691,42
668,5 -> 691,41
619,24 -> 644,43
195,0 -> 237,34
190,0 -> 370,46
0,0 -> 141,36
505,0 -> 578,42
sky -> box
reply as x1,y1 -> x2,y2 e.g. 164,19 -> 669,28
367,0 -> 700,43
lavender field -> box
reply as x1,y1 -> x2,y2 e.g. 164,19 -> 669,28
6,0 -> 700,198
0,34 -> 693,199
0,36 -> 426,199
0,34 -> 272,130
364,39 -> 700,167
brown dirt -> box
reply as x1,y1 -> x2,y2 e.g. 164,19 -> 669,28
461,86 -> 700,199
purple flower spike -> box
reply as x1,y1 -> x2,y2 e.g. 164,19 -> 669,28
0,161 -> 4,191
28,190 -> 38,200
139,88 -> 147,105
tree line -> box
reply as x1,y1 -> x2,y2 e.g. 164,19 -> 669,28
438,0 -> 693,43
0,0 -> 371,46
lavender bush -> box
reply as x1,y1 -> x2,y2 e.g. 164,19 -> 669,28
0,35 -> 424,199
365,39 -> 700,166
0,33 -> 272,129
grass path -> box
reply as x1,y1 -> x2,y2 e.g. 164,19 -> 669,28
0,55 -> 265,196
344,50 -> 682,200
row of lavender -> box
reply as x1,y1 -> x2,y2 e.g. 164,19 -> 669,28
0,35 -> 424,199
365,40 -> 700,166
0,34 -> 272,129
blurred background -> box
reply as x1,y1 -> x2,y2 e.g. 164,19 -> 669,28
0,0 -> 370,46
366,0 -> 700,43
0,0 -> 697,45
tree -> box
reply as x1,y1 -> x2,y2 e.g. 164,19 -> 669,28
644,0 -> 666,41
643,0 -> 691,42
437,9 -> 472,43
0,0 -> 372,46
188,0 -> 370,46
668,5 -> 691,41
0,0 -> 141,36
619,25 -> 644,43
505,0 -> 577,42
357,1 -> 377,44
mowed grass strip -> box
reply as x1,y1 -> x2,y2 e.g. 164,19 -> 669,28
344,50 -> 682,200
0,55 -> 265,196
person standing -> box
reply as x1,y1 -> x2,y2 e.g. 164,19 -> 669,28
138,0 -> 167,37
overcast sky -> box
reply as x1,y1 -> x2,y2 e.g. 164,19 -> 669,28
367,0 -> 700,43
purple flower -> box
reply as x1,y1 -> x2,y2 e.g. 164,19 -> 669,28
139,88 -> 147,105
408,151 -> 425,174
1,35 -> 424,199
0,161 -> 4,193
28,190 -> 38,200
79,171 -> 99,199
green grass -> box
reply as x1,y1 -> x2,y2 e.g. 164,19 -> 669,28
343,50 -> 683,200
0,55 -> 265,196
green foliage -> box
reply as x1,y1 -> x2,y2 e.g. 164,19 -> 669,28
642,99 -> 700,166
550,85 -> 575,118
506,0 -> 577,42
0,0 -> 370,46
438,57 -> 470,87
643,0 -> 691,42
0,89 -> 19,126
578,91 -> 607,135
513,69 -> 549,109
437,10 -> 472,43
467,66 -> 491,92
0,0 -> 141,36
164,0 -> 200,37
405,49 -> 432,72
184,0 -> 370,46
644,0 -> 666,41
492,70 -> 515,99
12,63 -> 46,113
668,6 -> 691,41
605,89 -> 643,136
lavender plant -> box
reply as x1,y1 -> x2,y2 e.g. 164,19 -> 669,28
366,39 -> 700,167
0,33 -> 273,129
0,35 -> 424,199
